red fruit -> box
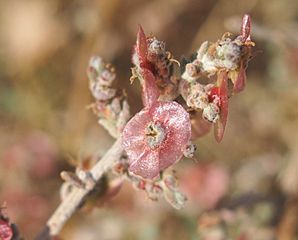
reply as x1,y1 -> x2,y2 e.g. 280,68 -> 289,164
122,101 -> 191,179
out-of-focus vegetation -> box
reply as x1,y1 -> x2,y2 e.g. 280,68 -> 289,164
0,0 -> 298,239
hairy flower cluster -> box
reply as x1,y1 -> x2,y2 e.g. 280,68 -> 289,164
181,14 -> 254,142
87,56 -> 130,138
88,56 -> 116,101
182,15 -> 254,93
131,27 -> 179,102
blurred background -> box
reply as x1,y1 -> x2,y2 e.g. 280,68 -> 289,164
0,0 -> 298,239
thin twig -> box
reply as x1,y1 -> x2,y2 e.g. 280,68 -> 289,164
35,138 -> 123,240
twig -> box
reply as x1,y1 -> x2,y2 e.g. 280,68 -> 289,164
35,138 -> 123,240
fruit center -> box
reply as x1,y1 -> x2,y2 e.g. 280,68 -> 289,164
145,121 -> 166,149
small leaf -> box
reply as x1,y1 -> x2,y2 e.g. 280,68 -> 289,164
214,71 -> 228,142
241,14 -> 252,42
233,61 -> 246,93
141,68 -> 159,107
136,25 -> 148,67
